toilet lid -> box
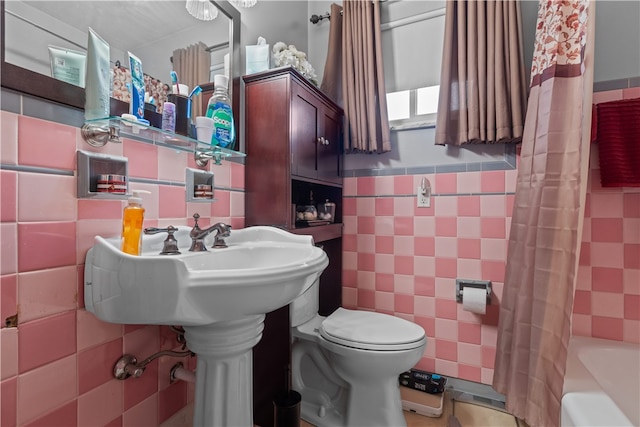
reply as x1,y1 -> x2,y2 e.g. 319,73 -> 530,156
320,308 -> 426,351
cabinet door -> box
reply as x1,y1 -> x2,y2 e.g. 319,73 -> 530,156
317,107 -> 341,184
291,83 -> 318,180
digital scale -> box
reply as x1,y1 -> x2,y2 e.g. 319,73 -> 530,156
399,369 -> 447,418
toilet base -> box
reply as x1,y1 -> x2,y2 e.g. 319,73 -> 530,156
344,379 -> 406,427
294,340 -> 410,427
299,381 -> 407,427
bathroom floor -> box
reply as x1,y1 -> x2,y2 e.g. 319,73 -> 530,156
300,392 -> 525,427
161,391 -> 527,427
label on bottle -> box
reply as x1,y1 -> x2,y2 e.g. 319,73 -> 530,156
206,101 -> 235,148
162,102 -> 176,133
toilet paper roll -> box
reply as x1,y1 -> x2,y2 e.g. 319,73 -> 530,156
462,287 -> 487,314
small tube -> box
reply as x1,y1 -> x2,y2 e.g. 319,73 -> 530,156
128,51 -> 145,120
48,45 -> 86,87
85,28 -> 110,120
171,363 -> 196,384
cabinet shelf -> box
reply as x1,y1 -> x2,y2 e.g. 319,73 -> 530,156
83,117 -> 245,161
290,223 -> 343,243
245,67 -> 344,427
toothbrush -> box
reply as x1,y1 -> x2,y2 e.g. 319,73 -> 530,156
188,85 -> 202,99
170,71 -> 180,95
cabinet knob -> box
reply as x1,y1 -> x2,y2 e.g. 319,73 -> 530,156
317,137 -> 330,146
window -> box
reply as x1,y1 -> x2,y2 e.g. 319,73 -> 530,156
386,90 -> 410,121
381,1 -> 446,130
386,84 -> 439,129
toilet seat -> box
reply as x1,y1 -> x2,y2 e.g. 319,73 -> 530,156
319,308 -> 425,351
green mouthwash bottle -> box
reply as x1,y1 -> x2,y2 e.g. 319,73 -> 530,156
206,74 -> 235,150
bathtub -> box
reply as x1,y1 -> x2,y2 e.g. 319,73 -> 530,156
562,335 -> 640,427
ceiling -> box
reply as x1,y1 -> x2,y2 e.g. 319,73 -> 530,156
22,1 -> 227,52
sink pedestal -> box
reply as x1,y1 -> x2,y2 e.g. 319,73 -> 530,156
184,315 -> 266,427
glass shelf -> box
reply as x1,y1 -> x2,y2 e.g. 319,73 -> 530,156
84,116 -> 245,160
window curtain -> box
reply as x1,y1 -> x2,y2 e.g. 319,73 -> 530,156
435,0 -> 527,145
172,42 -> 211,118
320,3 -> 344,107
342,0 -> 391,153
493,2 -> 595,427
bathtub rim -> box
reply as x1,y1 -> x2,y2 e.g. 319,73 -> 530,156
562,335 -> 639,427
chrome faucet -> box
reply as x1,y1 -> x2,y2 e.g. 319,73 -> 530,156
189,213 -> 231,252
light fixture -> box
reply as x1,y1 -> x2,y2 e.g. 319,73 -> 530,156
185,0 -> 218,21
229,0 -> 257,8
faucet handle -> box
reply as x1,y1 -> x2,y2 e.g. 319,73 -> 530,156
143,226 -> 181,255
190,213 -> 202,236
212,223 -> 232,249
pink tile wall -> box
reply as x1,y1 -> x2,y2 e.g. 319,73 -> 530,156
344,90 -> 640,385
343,171 -> 512,385
572,89 -> 640,344
0,110 -> 245,426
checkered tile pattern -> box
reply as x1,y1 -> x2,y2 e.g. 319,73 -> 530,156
343,90 -> 640,384
572,89 -> 640,343
0,111 -> 244,426
343,171 -> 513,385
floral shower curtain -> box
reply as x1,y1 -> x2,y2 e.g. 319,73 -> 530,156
493,2 -> 595,427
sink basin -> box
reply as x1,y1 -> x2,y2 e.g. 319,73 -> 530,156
84,225 -> 329,326
85,225 -> 329,426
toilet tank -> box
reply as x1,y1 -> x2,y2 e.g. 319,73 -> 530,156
290,277 -> 319,327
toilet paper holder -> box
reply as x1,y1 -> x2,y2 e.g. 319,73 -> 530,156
455,279 -> 492,305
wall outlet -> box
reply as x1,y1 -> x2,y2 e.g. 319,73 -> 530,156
417,186 -> 431,208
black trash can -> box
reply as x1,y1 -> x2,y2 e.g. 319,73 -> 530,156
273,390 -> 302,427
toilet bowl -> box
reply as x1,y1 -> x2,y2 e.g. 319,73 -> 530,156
291,281 -> 426,427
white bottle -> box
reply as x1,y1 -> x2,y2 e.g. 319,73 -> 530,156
205,75 -> 235,149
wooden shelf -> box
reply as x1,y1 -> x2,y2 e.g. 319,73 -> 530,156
290,223 -> 342,243
244,67 -> 344,427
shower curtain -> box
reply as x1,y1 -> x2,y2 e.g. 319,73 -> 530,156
493,2 -> 595,427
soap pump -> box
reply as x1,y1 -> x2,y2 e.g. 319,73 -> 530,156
121,190 -> 151,255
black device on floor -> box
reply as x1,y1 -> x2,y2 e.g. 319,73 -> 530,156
399,369 -> 447,394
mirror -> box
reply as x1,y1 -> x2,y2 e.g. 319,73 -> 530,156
0,0 -> 241,146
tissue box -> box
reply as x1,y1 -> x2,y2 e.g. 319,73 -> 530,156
246,44 -> 270,75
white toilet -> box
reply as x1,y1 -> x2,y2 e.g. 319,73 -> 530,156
291,280 -> 427,427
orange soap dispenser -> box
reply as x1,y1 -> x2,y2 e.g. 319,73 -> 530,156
121,190 -> 150,255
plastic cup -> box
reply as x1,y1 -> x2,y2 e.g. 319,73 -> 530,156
172,84 -> 189,96
195,116 -> 214,143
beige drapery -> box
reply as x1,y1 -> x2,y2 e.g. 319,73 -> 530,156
342,0 -> 391,153
493,2 -> 595,426
320,3 -> 344,107
435,0 -> 527,145
172,42 -> 211,118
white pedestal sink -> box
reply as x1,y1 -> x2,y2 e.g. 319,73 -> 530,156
84,226 -> 328,427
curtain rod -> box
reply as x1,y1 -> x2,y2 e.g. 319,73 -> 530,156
309,0 -> 395,25
311,4 -> 445,30
310,11 -> 340,24
206,41 -> 229,52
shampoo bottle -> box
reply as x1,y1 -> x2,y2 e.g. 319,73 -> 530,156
205,74 -> 235,149
121,190 -> 150,255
